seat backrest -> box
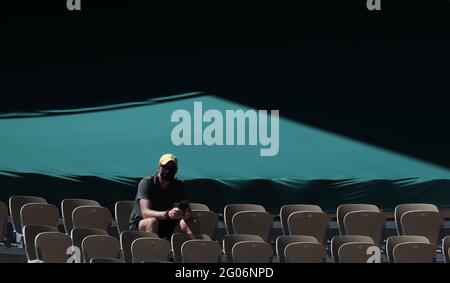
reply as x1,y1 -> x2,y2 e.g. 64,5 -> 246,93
223,234 -> 264,263
337,204 -> 380,233
141,260 -> 172,263
71,228 -> 109,249
20,203 -> 59,231
190,203 -> 210,211
224,204 -> 266,234
9,196 -> 47,233
231,241 -> 273,263
343,211 -> 386,245
232,211 -> 273,242
287,211 -> 330,244
120,231 -> 158,263
23,224 -> 58,260
171,233 -> 211,263
190,210 -> 219,239
394,203 -> 438,234
82,235 -> 120,262
90,257 -> 124,263
284,242 -> 326,263
442,236 -> 450,263
400,210 -> 443,245
181,240 -> 221,263
280,205 -> 323,235
330,235 -> 374,262
337,242 -> 380,263
385,235 -> 430,263
35,232 -> 72,263
114,201 -> 134,234
276,235 -> 318,263
72,206 -> 112,231
0,201 -> 8,241
131,237 -> 171,263
62,199 -> 100,233
393,242 -> 436,263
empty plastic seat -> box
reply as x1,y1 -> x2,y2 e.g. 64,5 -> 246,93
0,201 -> 7,242
120,231 -> 158,263
223,234 -> 264,263
189,210 -> 219,239
442,236 -> 450,263
35,232 -> 72,263
189,203 -> 210,211
336,204 -> 380,233
280,204 -> 323,235
331,235 -> 374,263
115,201 -> 134,234
72,206 -> 112,231
343,211 -> 386,245
141,260 -> 172,263
232,241 -> 273,263
131,237 -> 171,263
287,211 -> 330,244
171,233 -> 211,263
386,235 -> 430,263
400,210 -> 443,245
20,203 -> 59,231
393,242 -> 436,263
284,242 -> 326,263
90,257 -> 124,263
23,224 -> 58,261
394,203 -> 439,234
71,228 -> 109,249
224,204 -> 266,234
62,199 -> 100,233
9,195 -> 47,234
82,235 -> 121,263
276,235 -> 318,263
232,211 -> 273,241
181,240 -> 222,263
338,242 -> 380,263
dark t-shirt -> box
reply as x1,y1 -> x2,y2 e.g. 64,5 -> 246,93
129,174 -> 185,225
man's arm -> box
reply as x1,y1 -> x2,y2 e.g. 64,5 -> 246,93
139,199 -> 183,220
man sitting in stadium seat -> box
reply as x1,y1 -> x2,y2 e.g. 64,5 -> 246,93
129,153 -> 199,239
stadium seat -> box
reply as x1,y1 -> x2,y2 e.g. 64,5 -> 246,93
331,235 -> 374,263
386,235 -> 430,263
62,199 -> 100,233
120,231 -> 158,263
141,260 -> 172,263
20,203 -> 59,230
35,232 -> 72,263
287,211 -> 330,244
0,201 -> 7,242
71,227 -> 109,250
442,236 -> 450,263
343,211 -> 386,245
223,234 -> 264,263
280,204 -> 323,235
393,242 -> 436,263
338,242 -> 380,263
223,204 -> 266,234
171,233 -> 211,263
181,240 -> 222,263
284,242 -> 326,263
131,237 -> 171,263
114,200 -> 134,234
276,235 -> 318,263
189,203 -> 210,211
82,235 -> 121,263
400,210 -> 443,245
23,224 -> 58,261
72,205 -> 112,231
232,211 -> 273,241
394,203 -> 439,234
336,204 -> 380,233
90,257 -> 124,263
9,195 -> 47,235
231,241 -> 273,263
189,210 -> 219,239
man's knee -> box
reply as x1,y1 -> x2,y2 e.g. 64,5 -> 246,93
139,217 -> 158,232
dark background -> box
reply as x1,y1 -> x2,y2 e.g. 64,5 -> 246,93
1,0 -> 450,168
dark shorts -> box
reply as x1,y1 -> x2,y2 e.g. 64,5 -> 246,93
130,218 -> 179,239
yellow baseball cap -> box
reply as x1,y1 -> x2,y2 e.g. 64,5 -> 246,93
159,153 -> 178,167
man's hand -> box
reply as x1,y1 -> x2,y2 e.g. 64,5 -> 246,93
168,207 -> 184,219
